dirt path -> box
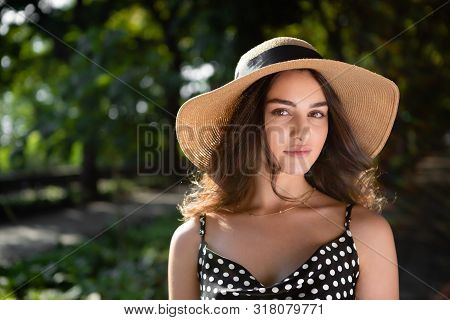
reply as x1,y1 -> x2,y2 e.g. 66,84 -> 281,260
0,189 -> 185,267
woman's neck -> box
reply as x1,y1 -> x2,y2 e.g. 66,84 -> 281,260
235,171 -> 317,214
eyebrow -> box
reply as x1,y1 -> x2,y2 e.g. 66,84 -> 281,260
265,98 -> 328,108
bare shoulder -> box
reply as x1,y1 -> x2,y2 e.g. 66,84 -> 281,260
350,204 -> 396,247
350,204 -> 399,299
170,216 -> 202,247
167,216 -> 202,300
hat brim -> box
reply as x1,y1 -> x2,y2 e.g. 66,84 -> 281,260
176,58 -> 399,171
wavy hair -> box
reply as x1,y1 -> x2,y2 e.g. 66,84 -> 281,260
177,69 -> 390,222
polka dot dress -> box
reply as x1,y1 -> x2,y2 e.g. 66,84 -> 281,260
197,203 -> 360,300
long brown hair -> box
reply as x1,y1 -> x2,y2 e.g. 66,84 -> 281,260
177,68 -> 389,222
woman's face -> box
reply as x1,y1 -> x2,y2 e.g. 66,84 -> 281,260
263,70 -> 329,175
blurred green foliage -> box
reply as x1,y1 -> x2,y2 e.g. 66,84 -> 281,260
0,207 -> 182,299
0,0 -> 448,189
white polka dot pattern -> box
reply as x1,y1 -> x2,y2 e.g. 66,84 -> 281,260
197,203 -> 359,300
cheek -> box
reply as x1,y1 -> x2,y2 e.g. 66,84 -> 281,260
317,123 -> 328,139
264,125 -> 290,152
321,124 -> 329,144
311,126 -> 328,155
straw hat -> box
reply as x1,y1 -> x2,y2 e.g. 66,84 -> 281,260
175,36 -> 400,172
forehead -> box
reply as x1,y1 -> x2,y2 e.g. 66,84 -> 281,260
265,70 -> 326,103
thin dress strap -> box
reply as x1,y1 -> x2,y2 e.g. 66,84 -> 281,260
199,214 -> 206,244
344,203 -> 354,230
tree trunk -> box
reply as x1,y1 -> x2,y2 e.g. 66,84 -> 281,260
80,139 -> 99,203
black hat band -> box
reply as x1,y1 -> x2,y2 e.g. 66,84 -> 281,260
235,44 -> 323,80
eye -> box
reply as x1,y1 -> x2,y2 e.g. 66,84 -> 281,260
271,108 -> 289,116
270,109 -> 327,118
310,111 -> 326,119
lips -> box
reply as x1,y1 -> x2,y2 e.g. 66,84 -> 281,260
284,146 -> 311,152
283,149 -> 311,158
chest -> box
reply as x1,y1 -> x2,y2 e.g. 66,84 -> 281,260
202,211 -> 347,288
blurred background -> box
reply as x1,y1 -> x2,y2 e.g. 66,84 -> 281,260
0,0 -> 448,300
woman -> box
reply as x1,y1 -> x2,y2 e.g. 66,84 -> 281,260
169,37 -> 400,300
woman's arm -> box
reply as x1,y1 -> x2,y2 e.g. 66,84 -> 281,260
351,205 -> 400,299
168,217 -> 202,299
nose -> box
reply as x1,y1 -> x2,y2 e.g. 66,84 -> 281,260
289,117 -> 310,142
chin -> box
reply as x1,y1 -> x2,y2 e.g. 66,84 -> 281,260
278,155 -> 312,174
279,163 -> 311,175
